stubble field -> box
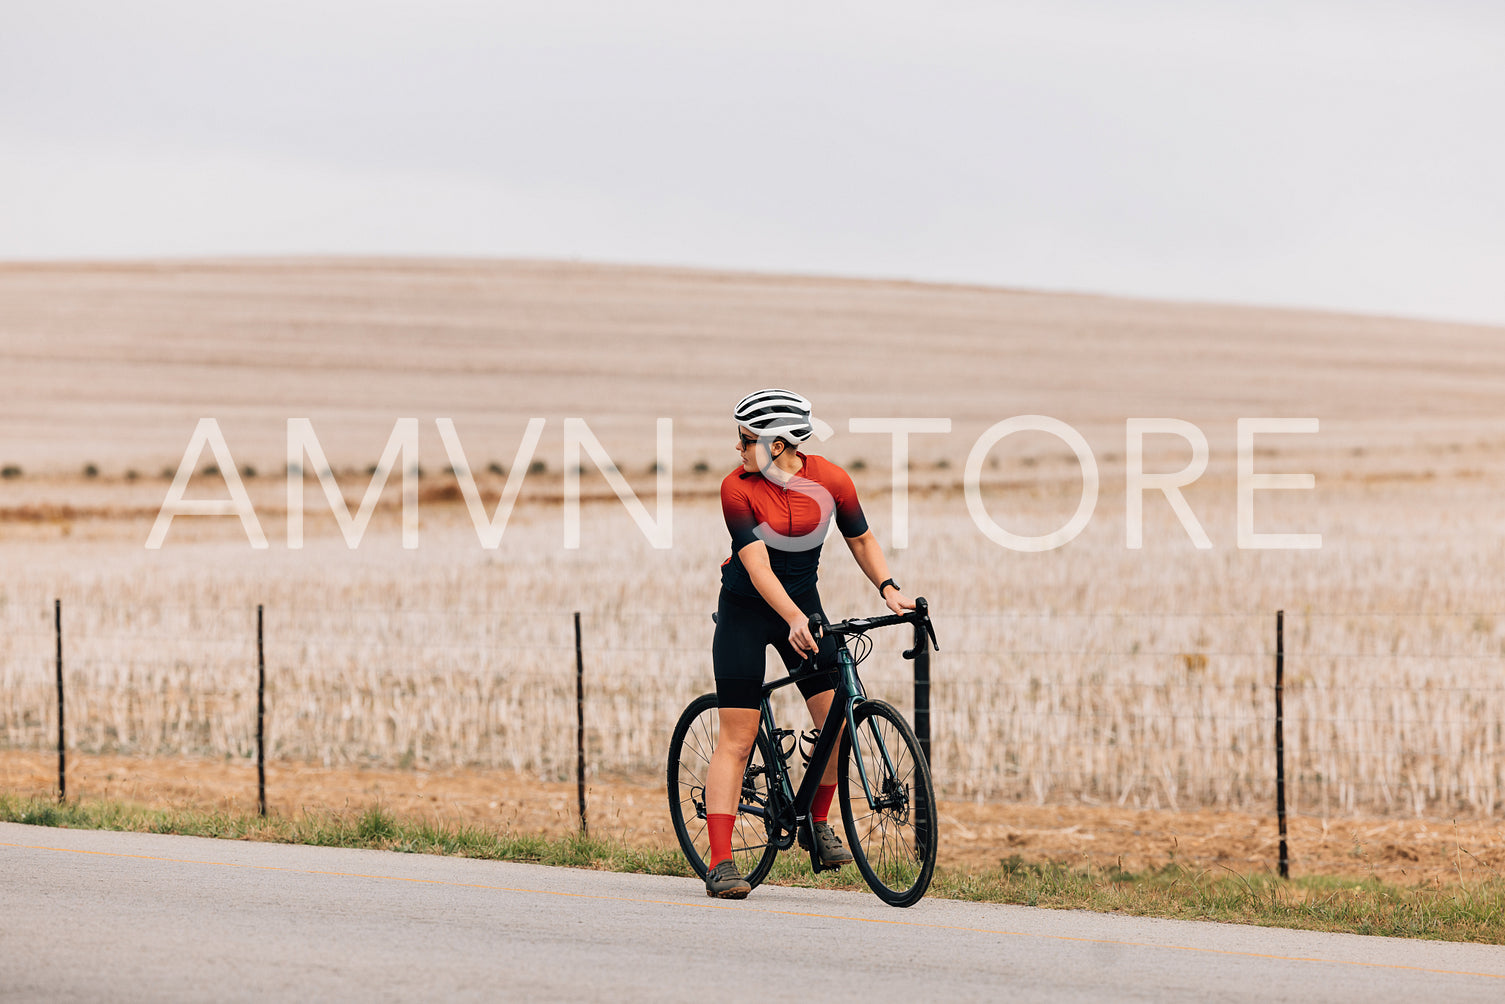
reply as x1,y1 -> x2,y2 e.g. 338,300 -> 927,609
3,259 -> 1505,879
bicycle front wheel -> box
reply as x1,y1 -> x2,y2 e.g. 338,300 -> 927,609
666,693 -> 780,888
837,699 -> 938,907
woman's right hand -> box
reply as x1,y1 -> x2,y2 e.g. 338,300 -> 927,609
786,614 -> 818,658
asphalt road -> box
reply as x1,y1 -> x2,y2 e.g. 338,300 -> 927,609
3,821 -> 1504,1002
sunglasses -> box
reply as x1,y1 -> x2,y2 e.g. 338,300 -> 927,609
737,431 -> 760,450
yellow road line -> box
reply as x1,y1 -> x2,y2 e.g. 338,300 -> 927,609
4,837 -> 1503,981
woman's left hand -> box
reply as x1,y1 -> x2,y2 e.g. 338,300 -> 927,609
884,589 -> 916,615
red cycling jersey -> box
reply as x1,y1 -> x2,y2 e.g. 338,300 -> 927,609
719,452 -> 868,598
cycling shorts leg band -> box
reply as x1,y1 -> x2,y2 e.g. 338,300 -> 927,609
714,676 -> 763,711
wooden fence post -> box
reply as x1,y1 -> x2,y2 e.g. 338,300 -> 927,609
1276,609 -> 1289,879
55,599 -> 65,804
257,604 -> 267,817
574,611 -> 587,836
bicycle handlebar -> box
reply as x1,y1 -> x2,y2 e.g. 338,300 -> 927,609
807,596 -> 939,654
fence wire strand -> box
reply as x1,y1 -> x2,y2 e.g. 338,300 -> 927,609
3,603 -> 1503,825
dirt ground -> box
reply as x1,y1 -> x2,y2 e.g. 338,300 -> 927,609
6,750 -> 1504,887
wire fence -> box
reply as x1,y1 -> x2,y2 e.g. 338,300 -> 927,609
2,601 -> 1504,829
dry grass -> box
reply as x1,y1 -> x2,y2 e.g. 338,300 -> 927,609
3,260 -> 1505,820
3,478 -> 1504,818
11,749 -> 1505,888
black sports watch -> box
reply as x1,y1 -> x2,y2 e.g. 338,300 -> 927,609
878,578 -> 899,597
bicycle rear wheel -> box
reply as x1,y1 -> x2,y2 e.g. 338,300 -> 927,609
837,699 -> 938,907
666,693 -> 780,888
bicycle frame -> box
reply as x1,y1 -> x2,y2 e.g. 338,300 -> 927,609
740,631 -> 898,866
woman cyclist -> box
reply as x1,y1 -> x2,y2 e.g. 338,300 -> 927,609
704,388 -> 917,899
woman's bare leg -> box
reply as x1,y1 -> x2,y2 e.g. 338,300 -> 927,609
705,707 -> 762,817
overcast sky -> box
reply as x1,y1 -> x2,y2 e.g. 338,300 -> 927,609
3,1 -> 1503,325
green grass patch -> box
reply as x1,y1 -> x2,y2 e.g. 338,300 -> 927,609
934,854 -> 1505,943
0,795 -> 694,876
4,795 -> 1503,943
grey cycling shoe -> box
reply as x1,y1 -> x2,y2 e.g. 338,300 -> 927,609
704,860 -> 751,899
800,820 -> 854,867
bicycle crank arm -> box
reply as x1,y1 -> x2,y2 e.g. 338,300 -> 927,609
799,820 -> 834,874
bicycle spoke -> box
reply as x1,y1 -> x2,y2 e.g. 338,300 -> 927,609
839,700 -> 936,906
668,693 -> 781,890
686,719 -> 715,764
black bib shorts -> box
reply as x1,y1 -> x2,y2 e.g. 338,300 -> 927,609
712,586 -> 839,710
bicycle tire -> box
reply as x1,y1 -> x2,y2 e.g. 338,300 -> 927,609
837,699 -> 938,907
666,692 -> 780,888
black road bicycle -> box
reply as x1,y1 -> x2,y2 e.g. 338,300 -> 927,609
667,598 -> 940,908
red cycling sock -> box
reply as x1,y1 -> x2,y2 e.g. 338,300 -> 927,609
812,783 -> 837,823
707,813 -> 736,867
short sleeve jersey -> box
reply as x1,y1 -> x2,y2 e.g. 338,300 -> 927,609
719,452 -> 869,598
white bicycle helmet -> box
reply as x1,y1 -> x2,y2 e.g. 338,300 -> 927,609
733,388 -> 814,445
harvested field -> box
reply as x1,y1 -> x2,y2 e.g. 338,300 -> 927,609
3,259 -> 1505,824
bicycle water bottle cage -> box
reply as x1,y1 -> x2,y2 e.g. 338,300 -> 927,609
773,728 -> 797,765
799,728 -> 820,769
